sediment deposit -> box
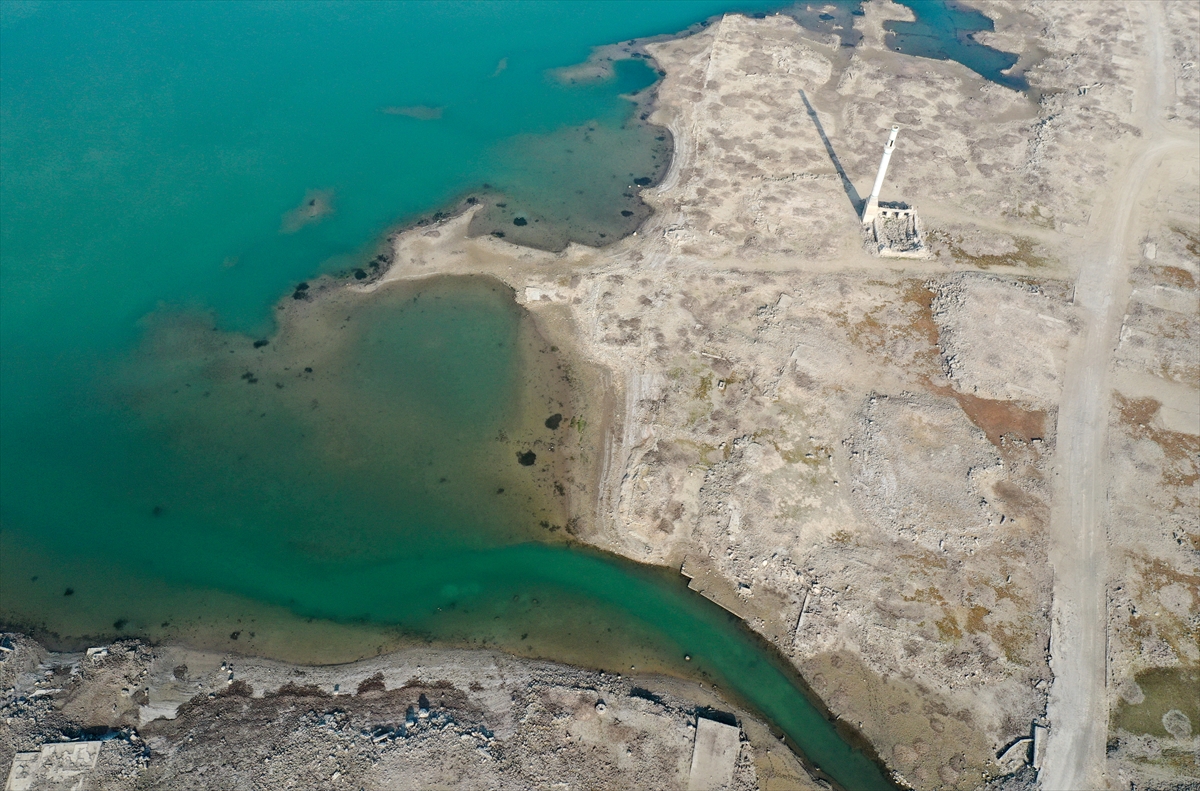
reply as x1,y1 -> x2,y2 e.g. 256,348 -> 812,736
0,635 -> 815,790
4,1 -> 1196,789
363,2 -> 1198,787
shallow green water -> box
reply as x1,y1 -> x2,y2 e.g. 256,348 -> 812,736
0,272 -> 894,789
0,2 -> 1023,787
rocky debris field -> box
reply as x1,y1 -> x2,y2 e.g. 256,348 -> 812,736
359,2 -> 1198,788
1,634 -> 819,791
6,1 -> 1197,789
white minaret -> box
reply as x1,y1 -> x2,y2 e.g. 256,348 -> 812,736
861,125 -> 899,224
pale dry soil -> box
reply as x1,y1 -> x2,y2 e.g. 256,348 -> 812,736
0,635 -> 814,791
6,2 -> 1198,790
362,3 -> 1198,788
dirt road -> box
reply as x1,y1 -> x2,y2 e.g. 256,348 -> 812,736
1040,4 -> 1192,788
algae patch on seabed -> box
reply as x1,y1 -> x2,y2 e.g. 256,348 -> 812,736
280,189 -> 335,234
0,275 -> 573,653
1,272 -> 743,691
0,266 -> 900,788
467,59 -> 670,251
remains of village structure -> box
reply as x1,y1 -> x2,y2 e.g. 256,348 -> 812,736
3,1 -> 1197,790
5,741 -> 102,791
0,636 -> 795,791
688,717 -> 743,791
861,126 -> 928,258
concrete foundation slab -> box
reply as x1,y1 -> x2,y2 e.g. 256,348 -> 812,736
5,742 -> 102,791
688,717 -> 741,791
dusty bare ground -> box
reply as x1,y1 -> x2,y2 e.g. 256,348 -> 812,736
6,2 -> 1195,790
1031,2 -> 1199,789
1,634 -> 817,791
360,3 -> 1198,788
1100,67 -> 1200,791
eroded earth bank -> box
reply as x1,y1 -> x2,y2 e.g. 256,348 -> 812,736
363,2 -> 1199,787
4,1 -> 1198,790
2,634 -> 823,790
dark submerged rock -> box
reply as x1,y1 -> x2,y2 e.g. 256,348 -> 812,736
517,450 -> 537,466
545,413 -> 563,430
513,217 -> 527,226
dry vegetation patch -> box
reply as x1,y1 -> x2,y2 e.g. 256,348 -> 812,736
1115,395 -> 1200,489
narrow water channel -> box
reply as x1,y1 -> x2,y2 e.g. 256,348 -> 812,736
1,3 -> 1028,788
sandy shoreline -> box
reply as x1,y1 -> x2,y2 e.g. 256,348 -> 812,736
348,2 -> 1200,789
4,1 -> 1197,789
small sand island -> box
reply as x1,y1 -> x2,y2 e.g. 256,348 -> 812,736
279,189 -> 335,233
4,2 -> 1198,790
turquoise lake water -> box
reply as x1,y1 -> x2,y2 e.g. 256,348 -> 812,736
889,0 -> 1027,91
2,2 -> 1022,788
